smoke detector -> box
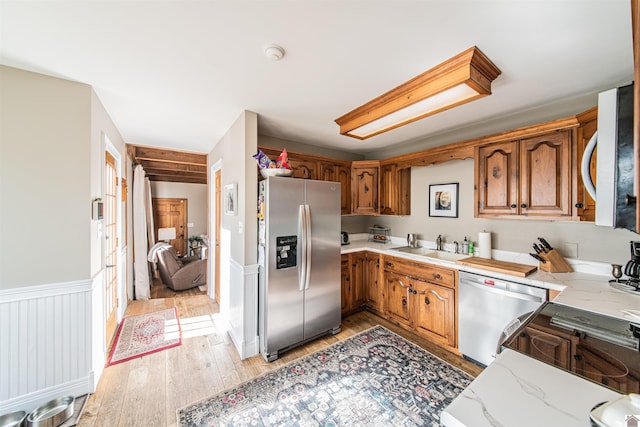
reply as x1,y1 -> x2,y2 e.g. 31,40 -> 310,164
264,44 -> 285,61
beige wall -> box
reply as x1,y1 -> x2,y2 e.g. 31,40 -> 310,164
150,181 -> 208,237
1,66 -> 92,288
210,110 -> 258,265
0,65 -> 126,289
360,159 -> 637,265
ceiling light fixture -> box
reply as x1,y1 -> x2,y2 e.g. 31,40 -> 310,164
265,44 -> 285,61
335,46 -> 502,140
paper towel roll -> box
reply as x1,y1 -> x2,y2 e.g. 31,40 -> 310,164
478,231 -> 492,259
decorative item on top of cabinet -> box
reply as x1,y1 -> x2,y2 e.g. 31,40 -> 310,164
351,160 -> 380,215
475,129 -> 574,218
575,107 -> 597,221
379,161 -> 411,215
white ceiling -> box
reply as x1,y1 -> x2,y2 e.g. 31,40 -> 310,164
0,1 -> 634,155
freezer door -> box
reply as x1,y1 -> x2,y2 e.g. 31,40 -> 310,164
303,180 -> 341,340
262,177 -> 305,354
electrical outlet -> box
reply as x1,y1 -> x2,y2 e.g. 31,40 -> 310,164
563,243 -> 578,259
188,222 -> 194,228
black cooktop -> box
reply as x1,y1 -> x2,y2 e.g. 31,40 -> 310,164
502,302 -> 640,394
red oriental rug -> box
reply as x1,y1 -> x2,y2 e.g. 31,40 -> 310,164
106,307 -> 182,366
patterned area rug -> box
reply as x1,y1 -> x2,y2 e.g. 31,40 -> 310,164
106,307 -> 182,366
177,325 -> 472,426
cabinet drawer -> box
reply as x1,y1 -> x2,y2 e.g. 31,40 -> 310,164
383,255 -> 455,288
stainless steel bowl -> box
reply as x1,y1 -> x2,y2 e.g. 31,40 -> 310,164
26,396 -> 74,427
0,410 -> 26,427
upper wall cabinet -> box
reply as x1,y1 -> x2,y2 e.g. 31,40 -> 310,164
319,160 -> 351,215
476,129 -> 573,218
351,160 -> 380,215
380,161 -> 411,216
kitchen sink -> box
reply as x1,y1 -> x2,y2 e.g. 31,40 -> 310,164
392,246 -> 432,255
421,251 -> 470,262
391,247 -> 469,263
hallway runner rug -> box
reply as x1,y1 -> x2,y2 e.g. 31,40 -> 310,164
177,325 -> 473,426
106,307 -> 182,366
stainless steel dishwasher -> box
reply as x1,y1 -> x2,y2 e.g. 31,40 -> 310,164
458,270 -> 548,367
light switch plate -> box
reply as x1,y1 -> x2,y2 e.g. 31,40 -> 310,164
238,221 -> 243,234
563,243 -> 578,259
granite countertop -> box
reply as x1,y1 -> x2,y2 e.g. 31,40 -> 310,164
342,234 -> 640,426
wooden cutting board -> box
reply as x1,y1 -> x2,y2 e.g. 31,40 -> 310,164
455,257 -> 537,277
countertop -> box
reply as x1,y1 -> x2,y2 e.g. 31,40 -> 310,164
341,236 -> 640,322
341,235 -> 640,426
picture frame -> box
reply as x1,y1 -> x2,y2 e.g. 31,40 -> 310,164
429,183 -> 459,218
224,183 -> 237,216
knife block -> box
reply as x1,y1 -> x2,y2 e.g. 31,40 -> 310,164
538,249 -> 573,273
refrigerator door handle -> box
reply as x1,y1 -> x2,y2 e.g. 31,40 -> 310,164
304,204 -> 312,290
298,204 -> 307,291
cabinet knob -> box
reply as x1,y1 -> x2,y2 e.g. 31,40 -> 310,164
575,203 -> 584,208
519,332 -> 527,338
510,204 -> 517,209
433,273 -> 442,280
425,297 -> 430,305
521,203 -> 527,209
412,289 -> 417,294
574,354 -> 583,361
402,298 -> 407,306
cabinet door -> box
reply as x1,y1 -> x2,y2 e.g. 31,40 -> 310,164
476,141 -> 519,216
575,343 -> 640,393
576,108 -> 597,221
413,281 -> 455,347
384,271 -> 412,328
340,254 -> 351,315
336,165 -> 351,215
515,326 -> 572,371
289,156 -> 317,179
365,253 -> 382,313
379,163 -> 398,215
350,252 -> 367,309
351,161 -> 379,215
520,131 -> 571,216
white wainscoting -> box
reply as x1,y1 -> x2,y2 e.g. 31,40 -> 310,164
226,259 -> 259,360
0,275 -> 103,414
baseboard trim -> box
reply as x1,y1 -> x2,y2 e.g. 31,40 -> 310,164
0,376 -> 92,415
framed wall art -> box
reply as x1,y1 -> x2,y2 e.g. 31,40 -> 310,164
224,183 -> 237,216
429,183 -> 459,218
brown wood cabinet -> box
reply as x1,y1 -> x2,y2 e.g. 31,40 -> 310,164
575,107 -> 597,222
382,255 -> 457,348
575,342 -> 640,393
351,161 -> 380,215
379,162 -> 411,215
476,129 -> 573,218
511,325 -> 575,371
341,252 -> 380,316
319,161 -> 351,214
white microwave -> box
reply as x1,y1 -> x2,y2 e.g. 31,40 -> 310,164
581,82 -> 636,232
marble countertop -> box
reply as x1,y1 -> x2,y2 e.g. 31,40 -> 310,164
343,234 -> 640,426
440,349 -> 620,427
341,235 -> 640,322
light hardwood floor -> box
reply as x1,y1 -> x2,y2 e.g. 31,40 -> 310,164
79,293 -> 482,427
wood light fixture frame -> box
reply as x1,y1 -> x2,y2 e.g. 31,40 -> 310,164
335,46 -> 502,140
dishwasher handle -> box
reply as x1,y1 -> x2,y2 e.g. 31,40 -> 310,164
460,278 -> 546,303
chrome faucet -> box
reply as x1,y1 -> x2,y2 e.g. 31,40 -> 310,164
453,241 -> 459,254
436,234 -> 443,251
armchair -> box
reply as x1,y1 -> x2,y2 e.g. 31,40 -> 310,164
156,246 -> 206,291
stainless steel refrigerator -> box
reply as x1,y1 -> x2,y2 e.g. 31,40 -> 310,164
258,177 -> 341,362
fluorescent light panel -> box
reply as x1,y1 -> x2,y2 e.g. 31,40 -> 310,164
335,46 -> 501,140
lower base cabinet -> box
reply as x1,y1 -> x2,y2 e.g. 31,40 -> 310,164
383,255 -> 457,349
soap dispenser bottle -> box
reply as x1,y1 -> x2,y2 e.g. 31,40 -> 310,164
462,236 -> 469,255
